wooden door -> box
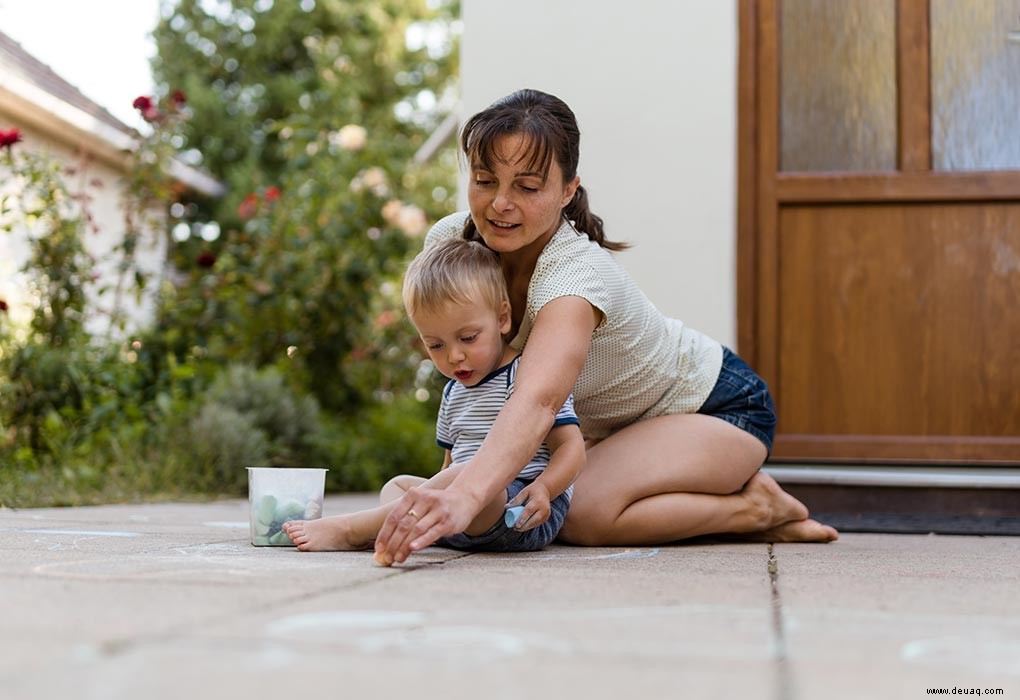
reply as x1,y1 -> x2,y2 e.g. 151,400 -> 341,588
738,0 -> 1020,464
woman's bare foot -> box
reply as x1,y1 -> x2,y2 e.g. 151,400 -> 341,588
743,471 -> 808,526
282,515 -> 372,552
741,471 -> 839,542
761,518 -> 839,542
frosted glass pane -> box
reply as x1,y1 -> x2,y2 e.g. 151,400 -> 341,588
931,0 -> 1020,171
780,0 -> 897,172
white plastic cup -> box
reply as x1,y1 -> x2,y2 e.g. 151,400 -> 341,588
247,467 -> 327,546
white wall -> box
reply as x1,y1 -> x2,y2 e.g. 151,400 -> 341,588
0,123 -> 166,341
460,0 -> 737,346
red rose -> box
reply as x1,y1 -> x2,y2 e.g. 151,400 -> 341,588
132,96 -> 153,111
0,128 -> 22,149
171,89 -> 187,106
196,251 -> 217,269
237,193 -> 259,220
264,186 -> 281,201
373,310 -> 396,329
0,299 -> 9,312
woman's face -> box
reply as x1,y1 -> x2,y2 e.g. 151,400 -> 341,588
467,133 -> 579,258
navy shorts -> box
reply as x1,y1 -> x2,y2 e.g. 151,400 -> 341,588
697,347 -> 777,453
437,478 -> 569,552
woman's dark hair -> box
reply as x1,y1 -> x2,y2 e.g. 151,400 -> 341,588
459,89 -> 628,251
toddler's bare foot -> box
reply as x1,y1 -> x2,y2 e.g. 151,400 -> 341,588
282,515 -> 372,552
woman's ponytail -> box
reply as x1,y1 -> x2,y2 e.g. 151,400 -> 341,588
564,185 -> 628,251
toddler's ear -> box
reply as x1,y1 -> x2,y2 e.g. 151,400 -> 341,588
498,299 -> 512,334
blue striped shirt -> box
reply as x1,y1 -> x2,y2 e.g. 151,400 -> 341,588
436,355 -> 580,499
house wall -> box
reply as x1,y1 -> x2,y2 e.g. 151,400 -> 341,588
0,122 -> 166,340
459,0 -> 738,346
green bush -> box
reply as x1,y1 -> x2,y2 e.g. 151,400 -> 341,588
184,364 -> 319,491
187,404 -> 268,492
200,364 -> 318,456
313,394 -> 440,492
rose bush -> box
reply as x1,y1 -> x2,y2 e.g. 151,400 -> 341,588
1,0 -> 461,506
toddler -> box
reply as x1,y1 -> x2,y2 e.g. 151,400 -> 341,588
284,238 -> 585,561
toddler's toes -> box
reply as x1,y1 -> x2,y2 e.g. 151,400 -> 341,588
284,523 -> 304,542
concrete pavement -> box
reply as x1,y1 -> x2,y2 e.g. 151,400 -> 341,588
1,495 -> 1017,700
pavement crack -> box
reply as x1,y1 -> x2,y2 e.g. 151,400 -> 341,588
768,543 -> 795,700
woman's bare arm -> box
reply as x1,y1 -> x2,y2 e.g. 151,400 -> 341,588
373,295 -> 599,563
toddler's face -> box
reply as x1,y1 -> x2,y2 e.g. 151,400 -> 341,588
413,298 -> 512,386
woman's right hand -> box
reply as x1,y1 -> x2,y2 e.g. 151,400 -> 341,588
374,485 -> 480,565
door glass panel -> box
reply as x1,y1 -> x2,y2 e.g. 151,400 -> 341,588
931,0 -> 1020,171
779,0 -> 897,172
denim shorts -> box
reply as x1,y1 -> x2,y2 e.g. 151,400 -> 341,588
696,347 -> 777,453
437,478 -> 569,552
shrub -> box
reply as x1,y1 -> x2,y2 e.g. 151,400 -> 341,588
313,394 -> 440,492
187,403 -> 269,492
184,364 -> 320,489
199,364 -> 319,457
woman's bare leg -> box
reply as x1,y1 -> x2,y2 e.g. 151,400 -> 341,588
559,413 -> 837,545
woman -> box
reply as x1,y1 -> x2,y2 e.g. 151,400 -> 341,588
374,89 -> 837,563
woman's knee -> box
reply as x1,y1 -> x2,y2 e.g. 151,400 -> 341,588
559,504 -> 613,546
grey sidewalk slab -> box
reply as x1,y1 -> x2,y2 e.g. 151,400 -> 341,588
776,536 -> 1020,698
1,497 -> 1018,700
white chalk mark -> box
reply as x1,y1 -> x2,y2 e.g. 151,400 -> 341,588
203,521 -> 250,529
249,642 -> 300,669
12,528 -> 141,537
30,558 -> 252,580
513,548 -> 662,561
588,548 -> 660,559
902,636 -> 1020,675
358,626 -> 571,661
264,611 -> 570,661
266,610 -> 426,639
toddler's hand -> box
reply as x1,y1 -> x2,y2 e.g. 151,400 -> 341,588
507,482 -> 551,531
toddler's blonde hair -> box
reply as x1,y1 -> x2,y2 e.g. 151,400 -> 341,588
402,238 -> 508,319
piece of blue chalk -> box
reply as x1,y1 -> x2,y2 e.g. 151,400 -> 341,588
504,505 -> 526,528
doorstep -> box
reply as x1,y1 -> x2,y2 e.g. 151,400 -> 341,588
763,465 -> 1020,536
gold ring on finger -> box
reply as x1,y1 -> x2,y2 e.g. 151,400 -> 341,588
408,509 -> 420,519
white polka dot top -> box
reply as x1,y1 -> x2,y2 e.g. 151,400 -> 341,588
424,212 -> 724,440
